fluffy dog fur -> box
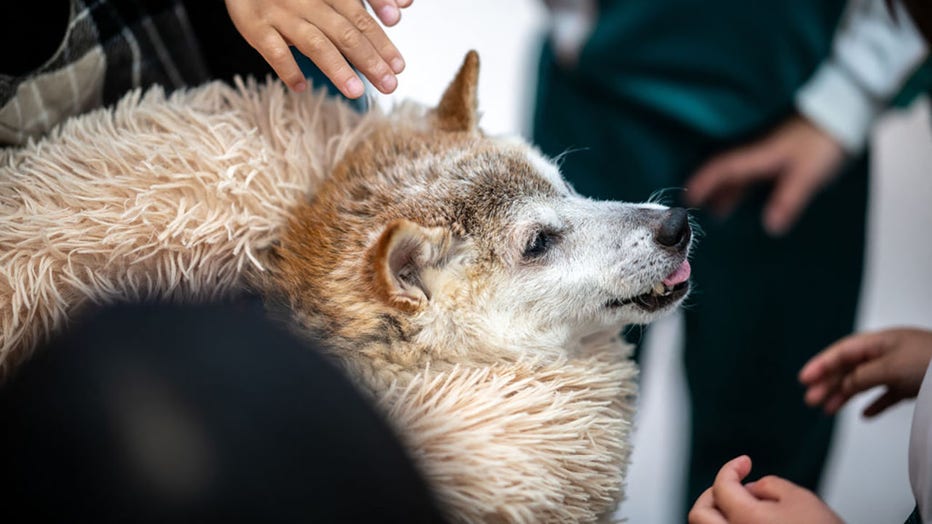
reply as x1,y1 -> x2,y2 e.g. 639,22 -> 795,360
0,52 -> 692,522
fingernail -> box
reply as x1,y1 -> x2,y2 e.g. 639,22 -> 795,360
379,5 -> 400,25
380,74 -> 397,92
391,57 -> 405,74
345,77 -> 364,98
293,81 -> 307,92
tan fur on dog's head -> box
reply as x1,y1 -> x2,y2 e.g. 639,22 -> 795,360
261,52 -> 693,388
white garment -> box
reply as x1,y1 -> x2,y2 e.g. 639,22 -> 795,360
544,0 -> 596,66
910,361 -> 932,523
796,0 -> 928,152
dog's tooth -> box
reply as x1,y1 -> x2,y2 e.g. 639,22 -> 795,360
652,282 -> 665,295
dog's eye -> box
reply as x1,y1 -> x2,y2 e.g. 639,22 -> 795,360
523,230 -> 557,259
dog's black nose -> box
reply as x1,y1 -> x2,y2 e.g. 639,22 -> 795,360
655,207 -> 691,248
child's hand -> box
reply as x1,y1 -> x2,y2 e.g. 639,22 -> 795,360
685,115 -> 844,236
688,455 -> 843,524
800,328 -> 932,417
224,0 -> 412,98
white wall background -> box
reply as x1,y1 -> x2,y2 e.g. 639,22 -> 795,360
372,2 -> 932,522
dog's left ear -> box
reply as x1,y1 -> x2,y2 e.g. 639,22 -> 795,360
432,50 -> 479,132
368,220 -> 455,313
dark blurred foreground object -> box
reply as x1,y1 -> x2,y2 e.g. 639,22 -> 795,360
0,300 -> 445,523
895,0 -> 932,42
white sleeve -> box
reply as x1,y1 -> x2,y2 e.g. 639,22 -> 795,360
910,360 -> 932,523
795,0 -> 929,153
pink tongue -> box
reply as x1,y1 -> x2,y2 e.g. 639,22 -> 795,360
662,260 -> 691,287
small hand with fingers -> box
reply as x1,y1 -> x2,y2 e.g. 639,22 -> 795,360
224,0 -> 413,98
685,115 -> 845,236
800,327 -> 932,417
689,455 -> 842,524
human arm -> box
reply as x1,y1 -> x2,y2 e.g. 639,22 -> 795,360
688,455 -> 843,524
799,328 -> 932,416
224,0 -> 412,98
686,0 -> 928,236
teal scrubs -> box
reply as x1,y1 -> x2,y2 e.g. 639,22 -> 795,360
533,0 -> 865,513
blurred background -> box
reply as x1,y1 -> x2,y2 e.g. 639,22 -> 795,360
371,2 -> 932,523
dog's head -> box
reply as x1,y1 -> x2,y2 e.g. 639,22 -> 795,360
265,52 -> 692,368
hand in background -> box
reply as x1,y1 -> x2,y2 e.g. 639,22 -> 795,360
224,0 -> 412,98
685,115 -> 845,236
689,455 -> 843,524
800,328 -> 932,417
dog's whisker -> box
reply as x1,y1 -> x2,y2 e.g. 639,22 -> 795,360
646,186 -> 686,207
551,147 -> 589,167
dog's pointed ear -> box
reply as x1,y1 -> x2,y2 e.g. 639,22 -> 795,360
368,220 -> 454,313
432,50 -> 479,132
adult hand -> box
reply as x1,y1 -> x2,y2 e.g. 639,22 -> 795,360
224,0 -> 412,98
800,328 -> 932,417
685,115 -> 845,236
688,455 -> 843,524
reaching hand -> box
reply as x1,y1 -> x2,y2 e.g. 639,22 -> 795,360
224,0 -> 412,98
689,455 -> 842,524
685,115 -> 845,236
800,328 -> 932,417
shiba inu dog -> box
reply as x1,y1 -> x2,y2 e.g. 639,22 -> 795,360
261,51 -> 691,386
0,51 -> 691,522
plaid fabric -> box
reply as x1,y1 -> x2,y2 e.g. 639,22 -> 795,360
0,0 -> 209,146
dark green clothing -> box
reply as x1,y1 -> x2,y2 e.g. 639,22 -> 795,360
533,0 -> 866,515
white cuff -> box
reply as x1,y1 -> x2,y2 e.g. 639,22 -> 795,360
795,62 -> 882,153
794,0 -> 928,153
